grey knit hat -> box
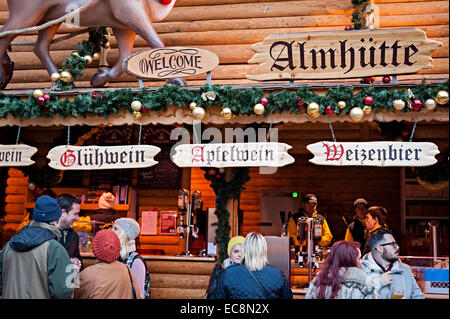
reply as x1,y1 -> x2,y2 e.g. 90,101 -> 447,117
114,218 -> 140,240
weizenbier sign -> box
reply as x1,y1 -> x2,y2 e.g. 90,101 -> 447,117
247,28 -> 442,80
123,47 -> 219,79
172,143 -> 295,168
307,141 -> 439,167
47,145 -> 161,170
0,144 -> 37,167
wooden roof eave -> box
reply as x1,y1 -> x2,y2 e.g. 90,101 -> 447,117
0,104 -> 448,127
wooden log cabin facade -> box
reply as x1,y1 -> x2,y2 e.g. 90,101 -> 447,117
0,0 -> 448,299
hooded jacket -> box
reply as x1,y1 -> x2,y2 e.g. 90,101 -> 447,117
361,253 -> 424,299
306,267 -> 376,299
0,221 -> 74,299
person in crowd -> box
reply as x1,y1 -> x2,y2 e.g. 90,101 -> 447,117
89,192 -> 120,232
361,228 -> 424,299
74,229 -> 140,299
0,195 -> 74,298
363,206 -> 388,254
205,235 -> 244,298
306,240 -> 376,299
56,194 -> 83,270
344,198 -> 369,253
288,194 -> 333,252
113,217 -> 150,299
210,232 -> 293,299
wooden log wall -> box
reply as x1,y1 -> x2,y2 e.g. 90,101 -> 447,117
0,0 -> 448,90
191,121 -> 449,245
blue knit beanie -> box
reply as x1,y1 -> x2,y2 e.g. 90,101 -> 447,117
33,195 -> 62,223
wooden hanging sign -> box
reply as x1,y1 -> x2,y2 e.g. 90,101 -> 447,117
47,145 -> 161,170
172,142 -> 295,168
0,144 -> 37,167
123,47 -> 219,79
247,28 -> 442,81
306,141 -> 440,167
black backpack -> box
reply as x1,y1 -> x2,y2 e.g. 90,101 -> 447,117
125,252 -> 151,299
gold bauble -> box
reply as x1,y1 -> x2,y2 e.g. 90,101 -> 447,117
50,72 -> 61,82
253,103 -> 265,115
363,105 -> 372,114
307,102 -> 320,118
435,90 -> 449,105
189,102 -> 198,111
192,106 -> 206,120
92,52 -> 101,62
32,89 -> 44,99
60,71 -> 72,83
221,107 -> 233,120
131,100 -> 143,112
393,99 -> 406,111
338,101 -> 346,110
83,55 -> 93,64
132,111 -> 142,120
71,51 -> 80,57
349,107 -> 364,122
104,42 -> 111,49
425,99 -> 437,111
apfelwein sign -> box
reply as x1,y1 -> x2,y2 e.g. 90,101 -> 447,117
0,144 -> 37,167
124,47 -> 219,79
172,143 -> 295,168
247,28 -> 442,81
307,141 -> 440,167
47,145 -> 161,170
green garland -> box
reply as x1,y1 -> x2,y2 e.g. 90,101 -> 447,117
0,80 -> 448,120
351,0 -> 370,30
56,27 -> 109,90
201,167 -> 250,263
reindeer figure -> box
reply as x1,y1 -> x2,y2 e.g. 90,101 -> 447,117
0,0 -> 186,89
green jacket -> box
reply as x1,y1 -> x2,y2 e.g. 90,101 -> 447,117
0,221 -> 74,299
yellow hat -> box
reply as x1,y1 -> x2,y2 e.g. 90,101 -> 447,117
227,236 -> 245,256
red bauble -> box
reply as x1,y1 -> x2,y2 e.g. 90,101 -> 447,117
325,106 -> 334,115
412,99 -> 423,111
345,26 -> 352,31
159,0 -> 172,4
260,97 -> 268,106
43,94 -> 51,101
208,168 -> 216,176
142,107 -> 148,113
37,96 -> 46,106
297,97 -> 304,109
364,96 -> 373,105
216,174 -> 221,179
363,77 -> 374,84
401,129 -> 410,137
382,76 -> 391,84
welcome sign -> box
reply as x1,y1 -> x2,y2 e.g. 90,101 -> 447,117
47,145 -> 161,170
172,142 -> 295,168
307,141 -> 440,167
123,47 -> 219,79
0,144 -> 37,167
247,28 -> 442,81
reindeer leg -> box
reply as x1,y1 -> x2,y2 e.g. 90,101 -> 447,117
109,2 -> 187,86
91,28 -> 136,87
34,24 -> 60,89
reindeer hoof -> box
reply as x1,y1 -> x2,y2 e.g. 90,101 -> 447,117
167,77 -> 187,87
91,69 -> 112,87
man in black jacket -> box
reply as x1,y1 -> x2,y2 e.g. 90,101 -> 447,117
56,194 -> 83,270
344,198 -> 369,253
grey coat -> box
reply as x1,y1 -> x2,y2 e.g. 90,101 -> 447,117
306,267 -> 376,299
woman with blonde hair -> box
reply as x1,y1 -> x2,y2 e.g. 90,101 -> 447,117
210,232 -> 292,299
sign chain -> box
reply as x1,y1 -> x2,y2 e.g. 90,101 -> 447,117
67,122 -> 71,146
409,116 -> 418,142
138,121 -> 143,145
328,116 -> 337,143
15,124 -> 22,145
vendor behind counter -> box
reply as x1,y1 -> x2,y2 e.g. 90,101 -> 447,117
88,192 -> 126,232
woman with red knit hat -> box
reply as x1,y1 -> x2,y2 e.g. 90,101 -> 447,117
74,229 -> 140,299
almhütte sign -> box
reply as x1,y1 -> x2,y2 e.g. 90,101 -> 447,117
47,145 -> 161,170
307,141 -> 440,167
172,143 -> 295,168
123,47 -> 219,79
247,28 -> 442,81
0,144 -> 37,167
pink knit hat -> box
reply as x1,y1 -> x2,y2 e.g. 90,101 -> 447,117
92,229 -> 121,263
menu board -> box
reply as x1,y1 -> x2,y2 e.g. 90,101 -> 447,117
160,211 -> 177,235
141,211 -> 158,235
90,169 -> 130,186
138,144 -> 181,189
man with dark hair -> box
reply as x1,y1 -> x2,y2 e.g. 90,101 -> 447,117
287,193 -> 333,252
345,198 -> 369,253
0,195 -> 74,298
361,228 -> 424,299
56,194 -> 83,270
363,206 -> 388,254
